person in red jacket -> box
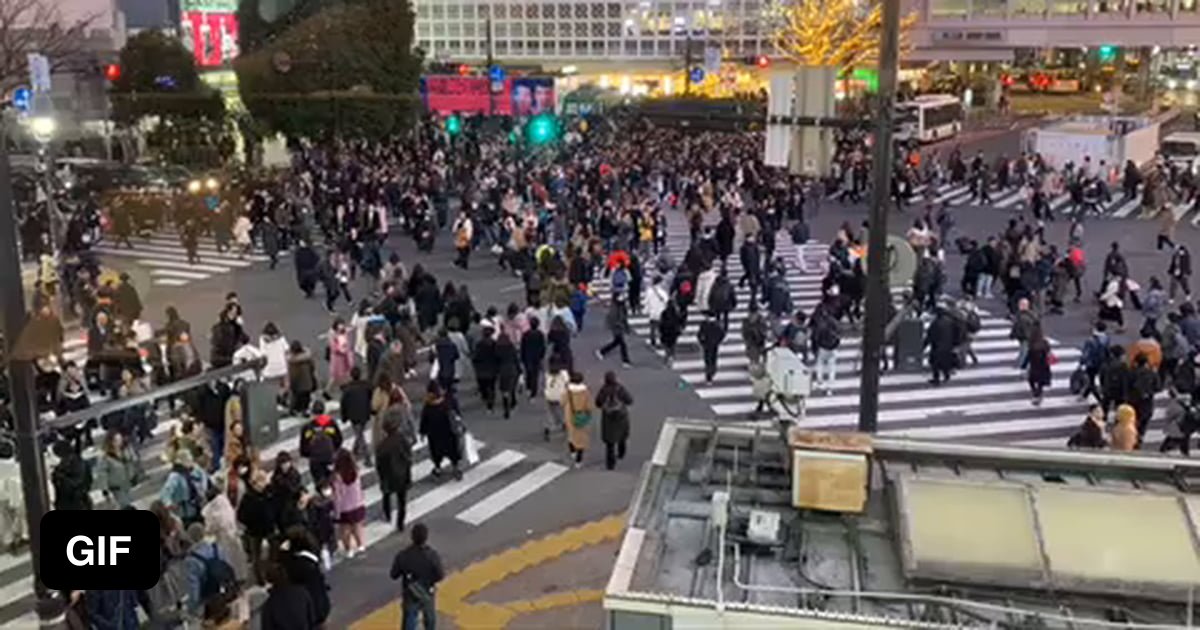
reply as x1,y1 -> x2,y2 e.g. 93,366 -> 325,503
299,401 -> 343,487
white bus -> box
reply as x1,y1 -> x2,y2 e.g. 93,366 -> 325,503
895,94 -> 963,144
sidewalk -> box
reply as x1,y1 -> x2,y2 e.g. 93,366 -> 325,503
352,516 -> 623,630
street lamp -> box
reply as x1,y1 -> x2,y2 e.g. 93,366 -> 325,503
28,115 -> 55,144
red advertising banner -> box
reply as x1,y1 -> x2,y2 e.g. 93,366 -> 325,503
421,76 -> 512,115
180,11 -> 239,68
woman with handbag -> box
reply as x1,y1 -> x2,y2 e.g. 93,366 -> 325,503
561,372 -> 594,468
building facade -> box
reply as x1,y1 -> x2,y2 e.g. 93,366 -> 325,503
413,0 -> 776,68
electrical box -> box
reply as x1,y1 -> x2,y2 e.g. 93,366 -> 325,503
747,510 -> 782,545
711,491 -> 730,530
788,429 -> 873,514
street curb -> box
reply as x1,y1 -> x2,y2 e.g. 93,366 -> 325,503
350,514 -> 625,629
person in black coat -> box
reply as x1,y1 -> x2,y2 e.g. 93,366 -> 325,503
473,328 -> 500,412
339,367 -> 374,465
375,415 -> 413,531
419,381 -> 461,480
50,440 -> 92,511
294,242 -> 320,298
520,318 -> 547,399
261,218 -> 281,270
238,470 -> 276,585
261,564 -> 318,630
389,524 -> 445,630
496,333 -> 522,419
414,279 -> 443,332
209,311 -> 240,369
924,307 -> 962,386
279,529 -> 331,625
715,213 -> 735,267
547,316 -> 573,371
737,235 -> 762,296
697,313 -> 725,383
195,380 -> 231,472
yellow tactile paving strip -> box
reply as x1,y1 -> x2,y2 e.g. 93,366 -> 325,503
351,514 -> 625,629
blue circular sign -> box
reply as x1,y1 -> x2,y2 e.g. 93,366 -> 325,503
489,65 -> 505,82
11,87 -> 30,112
689,67 -> 705,84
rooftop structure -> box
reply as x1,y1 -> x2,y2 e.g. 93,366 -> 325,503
606,418 -> 1200,629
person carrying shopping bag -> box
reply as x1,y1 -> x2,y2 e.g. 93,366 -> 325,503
561,372 -> 594,468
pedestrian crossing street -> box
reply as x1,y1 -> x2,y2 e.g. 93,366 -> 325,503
615,218 -> 1160,450
0,399 -> 571,625
907,182 -> 1181,222
93,229 -> 271,288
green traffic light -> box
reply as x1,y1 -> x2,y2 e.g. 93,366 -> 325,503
526,114 -> 557,145
1099,45 -> 1116,61
446,115 -> 462,135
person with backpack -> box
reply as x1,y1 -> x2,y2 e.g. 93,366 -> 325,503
594,371 -> 633,471
520,316 -> 547,399
707,270 -> 737,330
183,522 -> 240,620
1129,353 -> 1161,444
1066,242 -> 1086,303
160,449 -> 209,528
1077,322 -> 1111,402
279,528 -> 332,627
1099,345 -> 1131,416
561,372 -> 594,468
299,401 -> 343,488
390,523 -> 445,630
1009,298 -> 1039,369
790,219 -> 812,273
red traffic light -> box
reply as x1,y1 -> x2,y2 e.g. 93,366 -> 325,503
457,63 -> 471,76
1000,73 -> 1014,87
104,63 -> 121,82
755,55 -> 770,69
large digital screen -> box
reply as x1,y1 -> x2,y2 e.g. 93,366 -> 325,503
180,11 -> 239,68
420,75 -> 556,116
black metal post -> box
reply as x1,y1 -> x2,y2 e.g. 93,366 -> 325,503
683,35 -> 693,96
0,130 -> 60,622
857,0 -> 901,434
486,16 -> 495,116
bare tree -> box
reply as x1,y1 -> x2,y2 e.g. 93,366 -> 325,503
0,0 -> 98,94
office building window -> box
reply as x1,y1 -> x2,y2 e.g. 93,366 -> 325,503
973,0 -> 1007,15
574,22 -> 587,35
625,40 -> 637,54
433,22 -> 446,36
496,40 -> 509,53
591,21 -> 604,35
545,22 -> 556,35
495,23 -> 509,36
478,4 -> 490,17
1050,0 -> 1084,14
463,4 -> 475,18
494,4 -> 507,17
544,4 -> 556,17
575,4 -> 588,17
448,23 -> 461,36
930,0 -> 969,16
463,40 -> 478,52
527,3 -> 540,17
1012,0 -> 1046,14
607,21 -> 620,35
431,4 -> 444,18
464,22 -> 476,35
447,4 -> 460,18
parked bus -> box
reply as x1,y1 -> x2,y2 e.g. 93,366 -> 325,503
894,94 -> 963,143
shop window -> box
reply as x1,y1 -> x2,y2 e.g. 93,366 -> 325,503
1049,0 -> 1085,14
1181,0 -> 1197,10
972,0 -> 1007,15
1012,0 -> 1047,14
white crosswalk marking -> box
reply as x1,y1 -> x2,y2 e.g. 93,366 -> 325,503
1111,197 -> 1142,218
635,214 -> 1109,451
455,461 -> 569,525
92,229 -> 268,289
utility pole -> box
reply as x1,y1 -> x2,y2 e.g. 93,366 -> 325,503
683,34 -> 693,96
0,131 -> 58,623
485,16 -> 495,116
857,0 -> 901,434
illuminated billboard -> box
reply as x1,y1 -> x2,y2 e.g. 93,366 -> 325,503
180,0 -> 239,68
420,75 -> 556,115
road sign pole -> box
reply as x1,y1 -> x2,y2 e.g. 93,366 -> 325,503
858,0 -> 901,434
0,128 -> 60,625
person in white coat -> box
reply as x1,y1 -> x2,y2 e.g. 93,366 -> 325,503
695,267 -> 718,314
233,214 -> 254,258
259,321 -> 290,394
644,276 -> 669,348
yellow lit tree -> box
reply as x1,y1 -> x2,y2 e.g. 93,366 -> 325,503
772,0 -> 917,74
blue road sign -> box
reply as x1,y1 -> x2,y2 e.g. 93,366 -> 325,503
11,87 -> 30,112
689,67 -> 705,84
489,65 -> 505,82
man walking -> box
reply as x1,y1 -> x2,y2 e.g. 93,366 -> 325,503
390,523 -> 444,630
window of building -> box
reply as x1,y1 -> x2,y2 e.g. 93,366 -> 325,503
575,4 -> 588,17
591,21 -> 604,36
448,39 -> 462,51
417,23 -> 429,36
447,4 -> 460,18
560,4 -> 572,18
625,40 -> 637,54
463,40 -> 478,53
418,38 -> 431,50
544,22 -> 557,35
640,40 -> 654,54
497,40 -> 510,53
513,4 -> 525,18
513,40 -> 526,53
607,22 -> 620,36
495,23 -> 509,36
416,5 -> 428,17
1012,0 -> 1047,14
433,23 -> 446,36
544,4 -> 556,17
511,22 -> 525,36
608,2 -> 621,16
479,4 -> 490,17
930,0 -> 969,17
574,22 -> 588,35
464,22 -> 476,35
528,3 -> 540,17
1181,0 -> 1198,11
463,4 -> 475,18
448,23 -> 461,36
431,4 -> 444,18
589,40 -> 603,54
972,0 -> 1007,15
574,39 -> 587,53
657,40 -> 671,54
1049,0 -> 1084,14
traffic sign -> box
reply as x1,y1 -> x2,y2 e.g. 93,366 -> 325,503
689,67 -> 705,84
489,65 -> 505,82
11,87 -> 31,113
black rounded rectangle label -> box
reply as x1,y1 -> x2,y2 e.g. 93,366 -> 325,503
40,510 -> 161,591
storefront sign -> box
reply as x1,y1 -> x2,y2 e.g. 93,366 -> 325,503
181,10 -> 239,67
933,30 -> 1005,44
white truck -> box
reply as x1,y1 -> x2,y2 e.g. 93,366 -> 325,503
1023,116 -> 1160,172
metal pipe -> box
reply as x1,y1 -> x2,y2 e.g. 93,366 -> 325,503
46,357 -> 264,431
730,544 -> 1187,629
858,0 -> 902,434
871,437 -> 1200,472
0,125 -> 60,624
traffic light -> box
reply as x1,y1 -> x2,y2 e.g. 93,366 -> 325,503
1098,45 -> 1116,63
457,63 -> 472,76
755,55 -> 770,69
526,113 -> 558,145
103,63 -> 121,82
445,114 -> 462,136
